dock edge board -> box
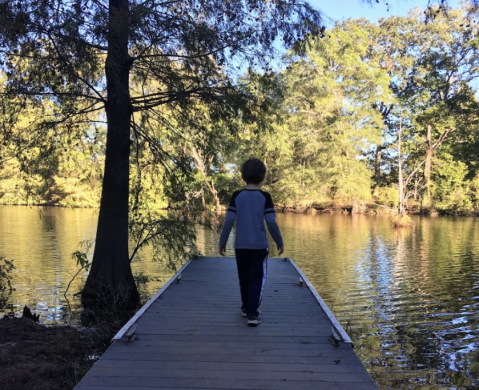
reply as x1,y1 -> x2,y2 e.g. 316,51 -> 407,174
112,259 -> 193,341
287,257 -> 353,346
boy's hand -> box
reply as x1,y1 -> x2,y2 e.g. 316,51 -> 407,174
219,245 -> 226,256
277,245 -> 284,255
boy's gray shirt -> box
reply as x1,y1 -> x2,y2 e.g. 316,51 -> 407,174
219,189 -> 283,249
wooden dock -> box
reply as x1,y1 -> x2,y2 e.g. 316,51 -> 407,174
74,257 -> 378,390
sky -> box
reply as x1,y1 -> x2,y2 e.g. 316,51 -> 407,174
308,0 -> 461,24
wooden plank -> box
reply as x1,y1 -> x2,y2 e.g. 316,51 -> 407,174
116,341 -> 336,352
134,326 -> 333,335
78,375 -> 377,390
107,343 -> 360,357
76,387 -> 268,390
136,316 -> 327,323
96,359 -> 370,374
135,325 -> 333,334
142,303 -> 321,310
130,334 -> 337,343
136,319 -> 331,337
141,311 -> 325,318
101,352 -> 362,365
84,366 -> 375,383
138,316 -> 325,323
76,381 -> 377,390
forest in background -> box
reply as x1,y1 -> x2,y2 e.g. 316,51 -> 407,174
1,3 -> 478,216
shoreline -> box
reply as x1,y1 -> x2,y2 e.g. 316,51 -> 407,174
0,202 -> 477,217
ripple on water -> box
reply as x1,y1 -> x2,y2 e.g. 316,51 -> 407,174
2,209 -> 479,389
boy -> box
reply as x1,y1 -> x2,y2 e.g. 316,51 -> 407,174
218,158 -> 284,326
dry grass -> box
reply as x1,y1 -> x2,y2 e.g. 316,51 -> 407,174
391,213 -> 413,227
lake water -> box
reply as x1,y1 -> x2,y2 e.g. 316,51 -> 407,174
0,206 -> 478,389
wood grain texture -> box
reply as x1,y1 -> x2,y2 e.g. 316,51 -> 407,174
74,257 -> 378,390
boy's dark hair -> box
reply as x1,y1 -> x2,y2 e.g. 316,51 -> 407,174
241,158 -> 266,185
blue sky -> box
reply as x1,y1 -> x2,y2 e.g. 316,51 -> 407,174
308,0 -> 461,24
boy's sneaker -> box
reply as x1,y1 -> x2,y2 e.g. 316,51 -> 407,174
240,309 -> 247,317
247,313 -> 261,326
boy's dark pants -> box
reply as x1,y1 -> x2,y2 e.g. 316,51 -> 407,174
235,248 -> 268,316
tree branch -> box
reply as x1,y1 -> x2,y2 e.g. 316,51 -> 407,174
46,29 -> 106,102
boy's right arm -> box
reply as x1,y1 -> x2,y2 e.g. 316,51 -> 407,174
218,192 -> 237,256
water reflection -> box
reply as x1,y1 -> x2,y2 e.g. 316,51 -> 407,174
0,207 -> 478,389
256,213 -> 478,389
0,207 -> 97,322
0,206 -> 175,322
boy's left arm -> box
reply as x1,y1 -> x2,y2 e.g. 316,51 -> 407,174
264,193 -> 284,254
265,213 -> 284,254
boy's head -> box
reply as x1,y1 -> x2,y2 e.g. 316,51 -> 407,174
241,158 -> 266,185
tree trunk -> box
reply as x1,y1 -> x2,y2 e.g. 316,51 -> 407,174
351,199 -> 359,214
423,124 -> 433,208
373,144 -> 383,200
200,187 -> 206,209
398,126 -> 405,215
209,179 -> 222,215
82,0 -> 139,312
191,146 -> 222,215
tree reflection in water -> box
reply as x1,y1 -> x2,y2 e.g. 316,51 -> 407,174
1,207 -> 478,389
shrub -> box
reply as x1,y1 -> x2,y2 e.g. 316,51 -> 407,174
0,256 -> 15,309
391,213 -> 413,228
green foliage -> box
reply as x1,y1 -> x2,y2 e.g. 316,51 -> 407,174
0,81 -> 105,207
201,6 -> 479,215
374,5 -> 479,212
470,175 -> 479,213
65,240 -> 93,299
129,209 -> 202,271
431,155 -> 473,215
1,1 -> 479,221
233,18 -> 390,209
132,271 -> 151,302
0,256 -> 15,309
376,186 -> 399,209
133,272 -> 150,288
72,251 -> 91,272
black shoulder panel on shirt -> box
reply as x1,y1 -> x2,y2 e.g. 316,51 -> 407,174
229,190 -> 243,207
260,190 -> 274,210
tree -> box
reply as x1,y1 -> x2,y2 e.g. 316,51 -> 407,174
378,5 -> 479,212
0,0 -> 322,311
243,19 -> 391,211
